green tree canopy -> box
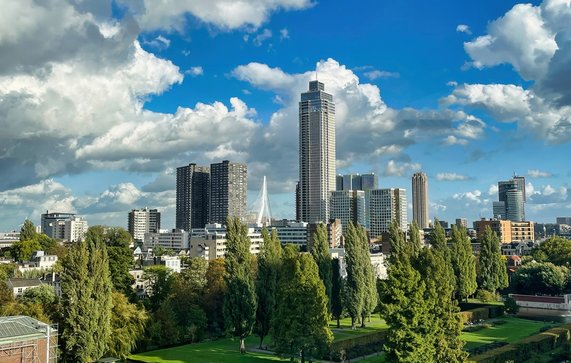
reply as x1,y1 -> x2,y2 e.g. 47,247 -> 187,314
331,258 -> 343,328
20,219 -> 36,241
273,250 -> 333,362
450,225 -> 477,301
477,226 -> 508,294
107,292 -> 148,359
203,258 -> 226,334
60,235 -> 112,362
531,236 -> 571,266
310,223 -> 333,313
512,262 -> 569,295
343,221 -> 366,329
255,228 -> 282,348
223,217 -> 257,353
143,265 -> 174,312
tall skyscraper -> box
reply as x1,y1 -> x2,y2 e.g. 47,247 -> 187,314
412,172 -> 429,229
176,163 -> 210,231
368,188 -> 407,238
209,160 -> 247,224
329,190 -> 366,232
496,175 -> 526,221
299,80 -> 336,223
128,208 -> 161,242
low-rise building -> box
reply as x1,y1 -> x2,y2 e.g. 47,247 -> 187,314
473,219 -> 535,243
6,278 -> 43,297
144,229 -> 189,251
0,315 -> 58,363
510,294 -> 571,311
0,232 -> 19,248
18,251 -> 58,273
190,225 -> 262,260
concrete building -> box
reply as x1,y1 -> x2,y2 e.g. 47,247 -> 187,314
269,220 -> 308,247
455,218 -> 468,228
330,248 -> 387,279
557,217 -> 571,225
6,279 -> 43,297
128,208 -> 161,243
176,163 -> 210,231
412,172 -> 429,229
329,190 -> 366,232
0,316 -> 58,363
143,229 -> 190,251
190,226 -> 262,260
473,219 -> 535,243
299,80 -> 336,223
0,231 -> 19,248
40,212 -> 87,242
368,188 -> 407,239
496,176 -> 526,221
209,160 -> 247,224
336,173 -> 378,191
17,252 -> 58,273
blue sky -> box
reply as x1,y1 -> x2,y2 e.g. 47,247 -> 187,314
1,0 -> 570,231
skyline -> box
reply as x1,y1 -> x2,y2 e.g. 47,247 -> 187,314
1,0 -> 571,230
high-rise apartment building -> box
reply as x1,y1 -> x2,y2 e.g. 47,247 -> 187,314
128,208 -> 161,242
329,190 -> 366,232
299,80 -> 336,223
412,172 -> 429,229
336,173 -> 378,191
209,160 -> 247,224
496,175 -> 526,221
557,217 -> 571,225
41,212 -> 87,242
176,164 -> 210,231
368,188 -> 407,239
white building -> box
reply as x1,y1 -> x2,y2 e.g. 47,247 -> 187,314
330,248 -> 387,279
330,190 -> 366,232
190,225 -> 263,260
144,229 -> 189,251
18,251 -> 58,273
368,188 -> 407,239
64,217 -> 88,242
0,231 -> 19,248
6,278 -> 43,297
129,208 -> 161,243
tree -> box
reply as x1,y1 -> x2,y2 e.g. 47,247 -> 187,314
60,235 -> 112,362
343,221 -> 366,329
380,220 -> 466,362
511,262 -> 569,295
450,225 -> 477,301
11,239 -> 41,261
531,236 -> 571,266
203,258 -> 226,334
107,292 -> 148,359
477,226 -> 508,294
273,251 -> 333,362
255,228 -> 282,348
20,219 -> 36,241
143,265 -> 174,312
223,217 -> 257,354
408,221 -> 423,256
310,223 -> 333,312
356,223 -> 377,326
331,258 -> 343,328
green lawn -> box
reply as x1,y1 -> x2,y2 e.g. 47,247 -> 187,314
330,315 -> 388,341
129,336 -> 286,363
461,316 -> 558,350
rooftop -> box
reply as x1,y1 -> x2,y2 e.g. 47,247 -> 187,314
7,278 -> 43,289
0,316 -> 50,343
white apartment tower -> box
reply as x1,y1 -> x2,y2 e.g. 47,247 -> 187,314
299,80 -> 336,223
412,172 -> 429,229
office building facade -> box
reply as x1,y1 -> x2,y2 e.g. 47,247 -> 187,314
40,212 -> 87,242
496,175 -> 526,221
176,163 -> 210,230
412,172 -> 429,229
336,173 -> 378,191
209,160 -> 247,224
329,190 -> 366,232
368,188 -> 407,239
299,80 -> 336,223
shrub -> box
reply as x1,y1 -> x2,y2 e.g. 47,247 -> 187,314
476,289 -> 497,303
326,331 -> 386,361
503,296 -> 519,315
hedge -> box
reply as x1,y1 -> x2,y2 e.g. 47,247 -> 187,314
460,305 -> 504,324
469,323 -> 571,363
326,330 -> 387,361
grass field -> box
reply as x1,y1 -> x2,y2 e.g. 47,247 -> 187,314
330,315 -> 388,341
461,316 -> 558,350
129,317 -> 388,363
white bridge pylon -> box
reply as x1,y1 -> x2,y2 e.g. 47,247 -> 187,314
254,176 -> 272,226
